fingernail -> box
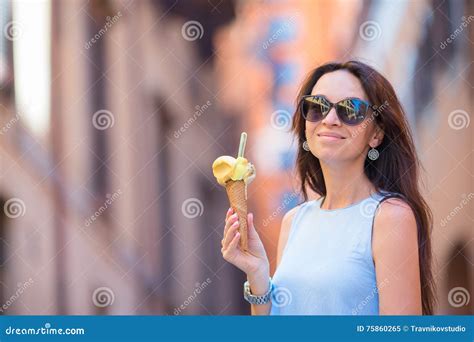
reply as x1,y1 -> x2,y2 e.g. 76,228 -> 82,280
232,221 -> 239,227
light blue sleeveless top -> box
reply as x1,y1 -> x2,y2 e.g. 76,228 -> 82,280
270,190 -> 397,315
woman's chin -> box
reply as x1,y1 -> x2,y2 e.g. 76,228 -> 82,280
314,152 -> 341,162
314,148 -> 354,164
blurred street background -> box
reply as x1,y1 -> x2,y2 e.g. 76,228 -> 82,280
0,0 -> 472,315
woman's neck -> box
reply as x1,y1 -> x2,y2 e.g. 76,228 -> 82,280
319,161 -> 376,210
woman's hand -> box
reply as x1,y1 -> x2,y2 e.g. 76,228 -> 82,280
221,208 -> 269,277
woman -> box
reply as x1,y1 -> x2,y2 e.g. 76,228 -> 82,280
221,60 -> 435,315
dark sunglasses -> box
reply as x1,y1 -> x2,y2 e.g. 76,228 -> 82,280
300,95 -> 372,126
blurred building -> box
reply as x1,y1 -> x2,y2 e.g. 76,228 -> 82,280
1,0 -> 248,315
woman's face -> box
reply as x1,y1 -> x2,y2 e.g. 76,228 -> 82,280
305,70 -> 383,165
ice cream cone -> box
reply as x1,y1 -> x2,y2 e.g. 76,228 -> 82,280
212,132 -> 254,252
225,179 -> 248,251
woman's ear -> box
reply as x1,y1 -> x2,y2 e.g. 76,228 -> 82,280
370,126 -> 384,148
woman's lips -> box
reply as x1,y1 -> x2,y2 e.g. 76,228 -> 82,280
317,133 -> 346,141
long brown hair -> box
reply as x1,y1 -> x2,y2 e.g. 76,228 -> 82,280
291,60 -> 436,315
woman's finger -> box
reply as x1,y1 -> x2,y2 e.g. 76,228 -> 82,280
223,220 -> 239,250
229,232 -> 240,250
225,207 -> 234,222
223,232 -> 241,262
247,213 -> 257,238
223,212 -> 238,237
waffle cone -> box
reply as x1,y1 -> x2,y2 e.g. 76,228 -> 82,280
225,180 -> 248,251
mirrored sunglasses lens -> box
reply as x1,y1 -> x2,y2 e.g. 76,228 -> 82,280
336,98 -> 367,124
302,97 -> 328,122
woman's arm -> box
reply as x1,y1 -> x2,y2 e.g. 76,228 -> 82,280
372,198 -> 423,315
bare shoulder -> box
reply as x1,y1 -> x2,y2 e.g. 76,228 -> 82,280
374,197 -> 417,228
276,204 -> 303,267
372,197 -> 418,260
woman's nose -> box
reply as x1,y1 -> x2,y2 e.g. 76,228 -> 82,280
321,107 -> 341,126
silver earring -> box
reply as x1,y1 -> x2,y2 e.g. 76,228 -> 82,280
302,141 -> 310,151
368,147 -> 379,160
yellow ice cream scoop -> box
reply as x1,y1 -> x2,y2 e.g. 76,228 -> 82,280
212,156 -> 236,186
212,156 -> 255,185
